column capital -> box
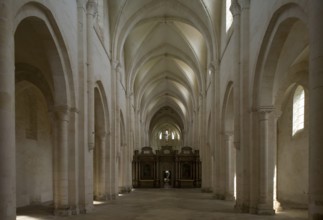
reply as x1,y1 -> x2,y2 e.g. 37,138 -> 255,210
224,132 -> 234,140
126,90 -> 134,98
234,141 -> 240,150
112,59 -> 120,71
70,107 -> 80,114
273,109 -> 282,119
51,105 -> 70,122
239,0 -> 250,10
257,106 -> 275,113
86,0 -> 98,16
208,62 -> 216,75
230,0 -> 241,17
257,106 -> 274,121
96,131 -> 107,140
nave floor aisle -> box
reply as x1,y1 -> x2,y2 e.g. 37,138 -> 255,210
17,188 -> 307,220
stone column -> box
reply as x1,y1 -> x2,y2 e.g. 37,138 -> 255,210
54,106 -> 70,216
225,133 -> 235,201
272,110 -> 281,210
0,1 -> 15,220
95,132 -> 106,200
257,107 -> 274,215
110,60 -> 120,198
200,94 -> 210,192
230,0 -> 244,211
239,0 -> 251,212
86,0 -> 97,152
309,1 -> 323,219
231,0 -> 241,150
126,93 -> 133,192
68,108 -> 80,215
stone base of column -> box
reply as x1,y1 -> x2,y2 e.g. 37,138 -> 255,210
126,186 -> 133,193
212,193 -> 225,200
70,206 -> 80,215
54,206 -> 72,216
257,203 -> 275,215
107,193 -> 117,200
94,194 -> 108,201
225,194 -> 235,201
119,186 -> 131,194
309,203 -> 323,220
201,187 -> 212,193
79,204 -> 93,214
310,214 -> 323,220
235,202 -> 250,213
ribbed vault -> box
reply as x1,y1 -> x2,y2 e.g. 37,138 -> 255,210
109,0 -> 221,147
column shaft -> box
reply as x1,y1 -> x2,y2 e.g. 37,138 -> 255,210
309,1 -> 323,219
230,0 -> 243,209
225,133 -> 235,200
239,0 -> 251,211
54,107 -> 70,215
257,108 -> 274,215
97,135 -> 106,199
0,1 -> 15,219
110,60 -> 120,198
86,0 -> 96,151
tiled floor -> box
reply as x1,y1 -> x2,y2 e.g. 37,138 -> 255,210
17,188 -> 308,220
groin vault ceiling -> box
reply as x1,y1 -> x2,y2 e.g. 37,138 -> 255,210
109,0 -> 221,141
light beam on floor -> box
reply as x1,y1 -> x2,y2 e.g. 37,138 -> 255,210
16,216 -> 41,220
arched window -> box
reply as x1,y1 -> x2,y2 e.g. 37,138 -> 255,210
159,132 -> 162,140
292,85 -> 305,135
226,0 -> 233,32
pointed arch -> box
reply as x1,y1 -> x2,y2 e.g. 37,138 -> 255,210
14,2 -> 75,108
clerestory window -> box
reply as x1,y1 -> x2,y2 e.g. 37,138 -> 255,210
292,85 -> 305,136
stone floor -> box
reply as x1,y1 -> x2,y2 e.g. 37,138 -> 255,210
17,188 -> 308,220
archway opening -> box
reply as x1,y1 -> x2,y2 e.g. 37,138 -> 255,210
149,106 -> 184,152
276,84 -> 308,210
15,13 -> 70,217
93,88 -> 107,201
222,85 -> 236,201
15,81 -> 53,209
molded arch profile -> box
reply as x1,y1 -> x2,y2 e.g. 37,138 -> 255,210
95,81 -> 110,136
15,63 -> 54,108
14,2 -> 75,109
143,95 -> 188,130
252,3 -> 308,108
221,81 -> 234,133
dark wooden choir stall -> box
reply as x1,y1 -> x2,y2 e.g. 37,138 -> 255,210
132,146 -> 201,188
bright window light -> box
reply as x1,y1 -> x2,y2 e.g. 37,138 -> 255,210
234,173 -> 237,199
226,0 -> 233,32
93,200 -> 105,205
292,86 -> 305,135
17,216 -> 41,220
